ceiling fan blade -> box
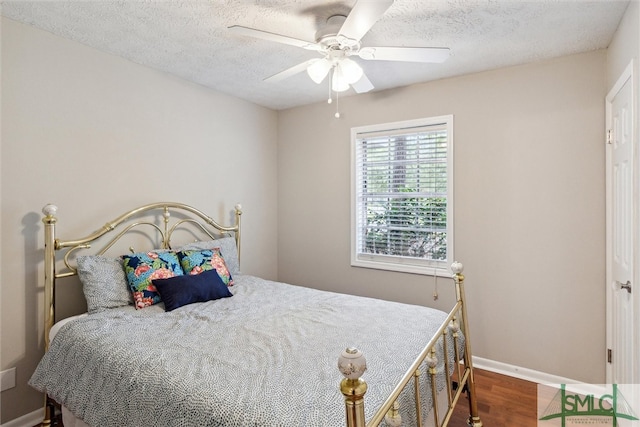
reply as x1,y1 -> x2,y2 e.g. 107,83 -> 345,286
264,59 -> 317,83
228,25 -> 321,51
338,0 -> 394,42
357,46 -> 450,63
351,73 -> 374,93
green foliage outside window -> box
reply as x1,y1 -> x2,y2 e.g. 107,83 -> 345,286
363,195 -> 447,261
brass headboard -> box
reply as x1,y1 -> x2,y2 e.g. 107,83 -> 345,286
41,201 -> 242,351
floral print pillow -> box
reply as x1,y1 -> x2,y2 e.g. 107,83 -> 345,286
122,251 -> 184,309
177,248 -> 234,286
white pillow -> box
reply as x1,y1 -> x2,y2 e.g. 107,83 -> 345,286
77,255 -> 133,313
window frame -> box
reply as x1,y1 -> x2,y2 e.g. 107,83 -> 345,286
350,115 -> 454,277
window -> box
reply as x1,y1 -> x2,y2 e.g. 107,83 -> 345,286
351,115 -> 453,276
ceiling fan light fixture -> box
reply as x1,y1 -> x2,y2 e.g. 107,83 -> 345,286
331,67 -> 350,92
338,58 -> 363,84
307,58 -> 332,84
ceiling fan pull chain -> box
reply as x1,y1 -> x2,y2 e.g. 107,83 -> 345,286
326,69 -> 340,119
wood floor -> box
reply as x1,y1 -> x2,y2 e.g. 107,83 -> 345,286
37,368 -> 538,427
449,368 -> 538,426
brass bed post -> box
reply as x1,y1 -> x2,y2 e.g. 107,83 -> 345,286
338,348 -> 368,427
451,262 -> 483,427
234,204 -> 242,266
41,204 -> 58,426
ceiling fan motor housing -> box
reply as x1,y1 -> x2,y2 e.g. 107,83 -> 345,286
315,15 -> 359,51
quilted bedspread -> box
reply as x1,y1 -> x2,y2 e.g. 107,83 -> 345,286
30,275 -> 460,427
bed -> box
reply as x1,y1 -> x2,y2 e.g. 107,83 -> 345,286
30,202 -> 483,427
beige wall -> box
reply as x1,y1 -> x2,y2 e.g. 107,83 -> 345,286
278,50 -> 607,384
0,18 -> 279,423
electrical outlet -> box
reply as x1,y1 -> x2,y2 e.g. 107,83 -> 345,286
1,367 -> 16,391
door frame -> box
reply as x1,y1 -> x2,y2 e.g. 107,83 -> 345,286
606,59 -> 638,384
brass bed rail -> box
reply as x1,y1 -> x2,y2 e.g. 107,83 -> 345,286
339,262 -> 483,427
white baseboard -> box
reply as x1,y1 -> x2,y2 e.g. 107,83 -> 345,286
1,409 -> 42,427
472,355 -> 582,385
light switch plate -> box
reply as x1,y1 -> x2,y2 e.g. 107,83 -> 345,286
1,367 -> 16,391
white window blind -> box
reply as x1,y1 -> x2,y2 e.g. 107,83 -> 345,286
351,116 -> 453,275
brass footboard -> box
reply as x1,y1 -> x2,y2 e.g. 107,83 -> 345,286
339,262 -> 483,427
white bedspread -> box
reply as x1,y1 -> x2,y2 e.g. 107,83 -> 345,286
30,275 -> 459,427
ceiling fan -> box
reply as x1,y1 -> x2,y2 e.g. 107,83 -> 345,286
229,0 -> 450,95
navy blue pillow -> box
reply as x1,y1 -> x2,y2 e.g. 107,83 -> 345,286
153,269 -> 232,312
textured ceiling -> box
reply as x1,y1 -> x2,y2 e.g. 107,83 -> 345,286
1,0 -> 631,110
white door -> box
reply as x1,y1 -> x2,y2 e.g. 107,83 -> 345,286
606,61 -> 636,387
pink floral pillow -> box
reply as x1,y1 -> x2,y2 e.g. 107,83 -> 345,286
177,248 -> 234,286
122,251 -> 184,309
